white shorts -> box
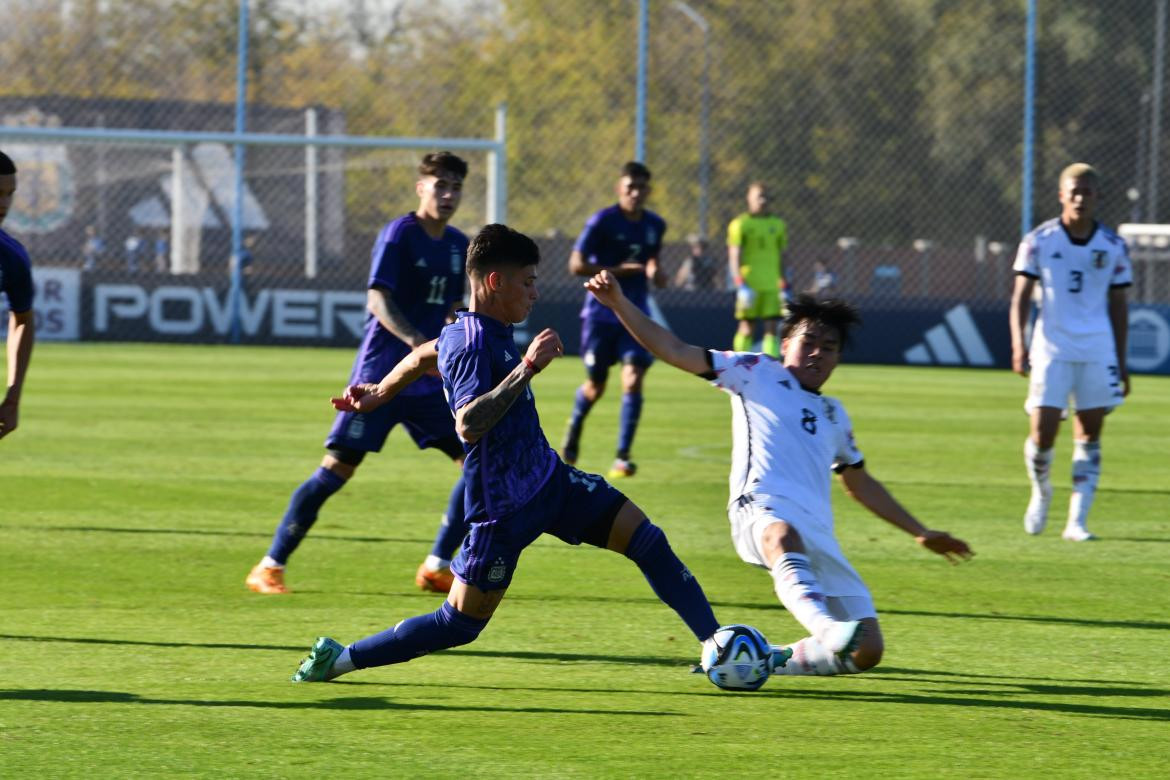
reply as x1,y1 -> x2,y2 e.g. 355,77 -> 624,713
728,495 -> 876,620
1025,355 -> 1124,413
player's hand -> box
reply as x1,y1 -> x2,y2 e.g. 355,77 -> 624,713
0,397 -> 18,440
584,270 -> 623,308
331,383 -> 381,412
525,328 -> 564,372
1011,347 -> 1029,377
1121,369 -> 1131,397
915,531 -> 974,564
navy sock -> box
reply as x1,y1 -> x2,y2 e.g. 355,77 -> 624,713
624,520 -> 719,641
349,601 -> 488,669
430,474 -> 468,561
617,392 -> 643,459
565,387 -> 594,451
265,467 -> 346,564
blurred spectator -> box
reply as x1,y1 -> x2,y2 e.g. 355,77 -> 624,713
124,231 -> 143,272
674,233 -> 720,291
81,224 -> 104,271
153,228 -> 169,273
807,259 -> 838,297
232,234 -> 257,276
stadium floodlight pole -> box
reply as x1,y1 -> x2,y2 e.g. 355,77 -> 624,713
672,1 -> 711,239
229,0 -> 250,345
1149,0 -> 1167,222
635,0 -> 648,162
1021,0 -> 1036,237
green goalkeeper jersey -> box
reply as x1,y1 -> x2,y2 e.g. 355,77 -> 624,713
727,213 -> 788,290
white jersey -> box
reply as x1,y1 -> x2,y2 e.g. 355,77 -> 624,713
706,350 -> 863,526
1013,218 -> 1132,362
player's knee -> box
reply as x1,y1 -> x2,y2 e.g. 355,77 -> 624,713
324,446 -> 365,474
622,519 -> 666,563
761,521 -> 803,557
583,379 -> 606,400
438,601 -> 489,648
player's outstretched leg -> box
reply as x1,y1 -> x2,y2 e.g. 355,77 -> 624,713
622,518 -> 719,642
417,474 -> 468,593
292,601 -> 489,682
1063,440 -> 1101,541
770,616 -> 882,676
1024,438 -> 1054,535
770,552 -> 862,654
247,466 -> 347,594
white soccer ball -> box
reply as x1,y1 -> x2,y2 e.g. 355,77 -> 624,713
700,624 -> 772,691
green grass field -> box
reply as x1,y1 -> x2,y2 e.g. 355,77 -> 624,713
3,342 -> 1168,778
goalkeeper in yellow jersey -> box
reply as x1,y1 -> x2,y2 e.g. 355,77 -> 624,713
727,182 -> 789,356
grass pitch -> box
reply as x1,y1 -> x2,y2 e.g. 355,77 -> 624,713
2,342 -> 1168,778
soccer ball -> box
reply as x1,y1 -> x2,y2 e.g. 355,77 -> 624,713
700,624 -> 772,691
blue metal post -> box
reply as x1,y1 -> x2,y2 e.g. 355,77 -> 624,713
635,0 -> 648,162
1021,0 -> 1036,236
229,0 -> 250,344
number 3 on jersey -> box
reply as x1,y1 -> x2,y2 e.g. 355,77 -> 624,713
1068,269 -> 1083,293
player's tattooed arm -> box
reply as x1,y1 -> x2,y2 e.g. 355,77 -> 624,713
456,328 -> 563,444
368,285 -> 428,347
455,363 -> 535,443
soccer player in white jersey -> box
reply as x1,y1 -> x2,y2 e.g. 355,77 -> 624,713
585,271 -> 973,676
1010,163 -> 1132,542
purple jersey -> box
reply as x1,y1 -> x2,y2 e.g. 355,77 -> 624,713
438,311 -> 558,521
575,204 -> 666,325
0,229 -> 34,314
351,212 -> 468,396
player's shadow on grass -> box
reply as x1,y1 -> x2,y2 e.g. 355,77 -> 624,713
0,688 -> 678,717
0,633 -> 695,669
0,524 -> 425,545
757,685 -> 1170,722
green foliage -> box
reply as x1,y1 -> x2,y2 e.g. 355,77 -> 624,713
0,1 -> 1159,258
2,343 -> 1169,777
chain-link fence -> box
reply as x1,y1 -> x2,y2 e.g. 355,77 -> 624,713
2,0 -> 1168,370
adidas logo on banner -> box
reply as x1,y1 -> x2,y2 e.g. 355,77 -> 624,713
904,304 -> 993,366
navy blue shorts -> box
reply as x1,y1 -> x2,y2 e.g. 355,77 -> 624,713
580,319 -> 653,382
325,390 -> 460,457
452,460 -> 627,591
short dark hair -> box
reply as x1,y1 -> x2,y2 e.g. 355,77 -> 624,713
781,295 -> 861,349
621,161 -> 651,181
419,151 -> 468,180
467,224 -> 540,277
0,151 -> 15,175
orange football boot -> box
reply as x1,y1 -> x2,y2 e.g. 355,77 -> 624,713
415,563 -> 455,593
246,564 -> 290,594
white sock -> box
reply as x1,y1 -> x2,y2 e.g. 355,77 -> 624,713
771,637 -> 861,676
1067,440 -> 1101,529
259,556 -> 283,569
1024,438 -> 1053,498
327,647 -> 356,680
771,553 -> 841,648
423,554 -> 450,571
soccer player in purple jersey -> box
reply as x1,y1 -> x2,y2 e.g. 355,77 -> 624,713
0,150 -> 35,441
246,152 -> 472,595
562,161 -> 667,479
291,224 -> 722,683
